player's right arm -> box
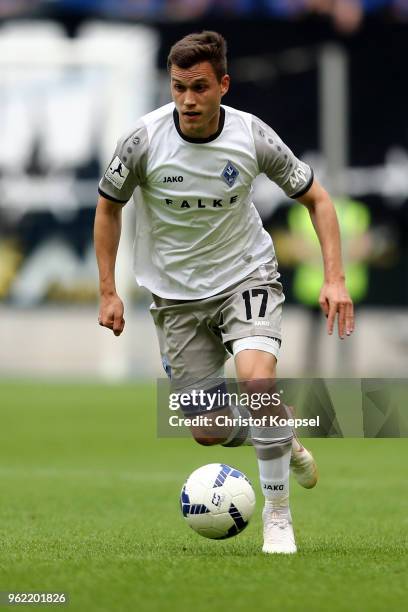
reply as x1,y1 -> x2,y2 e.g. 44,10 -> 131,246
94,195 -> 126,336
95,122 -> 148,336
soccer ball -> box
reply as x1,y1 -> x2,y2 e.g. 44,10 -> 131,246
180,463 -> 256,539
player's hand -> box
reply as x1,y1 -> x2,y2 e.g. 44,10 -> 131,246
319,280 -> 354,339
98,293 -> 125,336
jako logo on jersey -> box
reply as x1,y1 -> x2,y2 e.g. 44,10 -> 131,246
163,176 -> 184,183
221,161 -> 239,187
263,484 -> 284,491
289,165 -> 307,189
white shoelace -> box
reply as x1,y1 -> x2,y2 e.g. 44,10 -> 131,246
267,517 -> 289,529
263,510 -> 290,530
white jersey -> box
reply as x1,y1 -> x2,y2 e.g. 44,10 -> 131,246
99,102 -> 313,299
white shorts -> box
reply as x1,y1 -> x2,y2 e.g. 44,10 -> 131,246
150,261 -> 284,385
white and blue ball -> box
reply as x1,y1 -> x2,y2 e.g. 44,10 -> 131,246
180,463 -> 256,539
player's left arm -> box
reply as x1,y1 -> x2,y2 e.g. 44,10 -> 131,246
296,178 -> 354,339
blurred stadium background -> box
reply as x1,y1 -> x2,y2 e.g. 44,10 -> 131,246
1,0 -> 408,382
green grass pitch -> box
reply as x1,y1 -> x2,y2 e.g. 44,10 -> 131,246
0,382 -> 407,611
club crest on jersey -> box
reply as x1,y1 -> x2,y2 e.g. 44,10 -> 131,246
221,161 -> 239,187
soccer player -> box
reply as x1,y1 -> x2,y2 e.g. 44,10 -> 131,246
94,31 -> 354,554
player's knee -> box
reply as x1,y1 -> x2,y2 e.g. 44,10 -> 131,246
236,350 -> 277,385
240,377 -> 275,398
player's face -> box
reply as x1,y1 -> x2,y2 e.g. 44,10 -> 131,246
171,62 -> 230,139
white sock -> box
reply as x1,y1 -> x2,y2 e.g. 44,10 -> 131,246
251,422 -> 292,509
256,440 -> 292,508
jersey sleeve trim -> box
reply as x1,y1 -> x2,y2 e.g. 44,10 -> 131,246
98,187 -> 128,204
290,169 -> 314,199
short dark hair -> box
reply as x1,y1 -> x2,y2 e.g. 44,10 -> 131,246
167,31 -> 227,82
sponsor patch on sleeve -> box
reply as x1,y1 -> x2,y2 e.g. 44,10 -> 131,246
105,156 -> 130,189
